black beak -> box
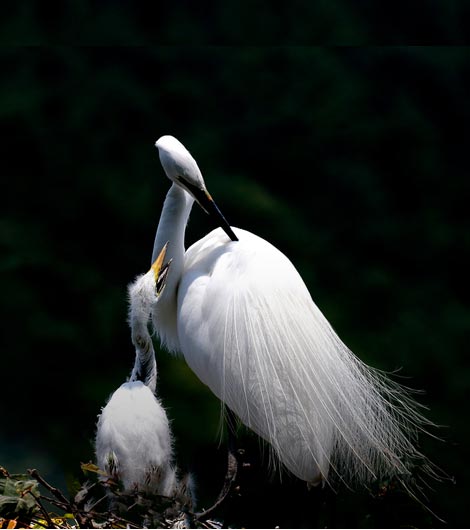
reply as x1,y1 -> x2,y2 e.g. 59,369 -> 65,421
177,176 -> 239,242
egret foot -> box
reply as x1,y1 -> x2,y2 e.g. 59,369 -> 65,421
194,407 -> 240,522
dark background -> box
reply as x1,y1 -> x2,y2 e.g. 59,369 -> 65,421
1,6 -> 469,528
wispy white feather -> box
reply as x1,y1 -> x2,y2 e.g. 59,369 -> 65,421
177,227 -> 435,487
151,134 -> 437,494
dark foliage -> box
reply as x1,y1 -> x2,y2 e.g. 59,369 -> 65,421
0,8 -> 469,527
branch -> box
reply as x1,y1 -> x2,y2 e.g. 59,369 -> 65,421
28,469 -> 70,508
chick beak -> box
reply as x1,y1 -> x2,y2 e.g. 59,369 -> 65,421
150,241 -> 172,296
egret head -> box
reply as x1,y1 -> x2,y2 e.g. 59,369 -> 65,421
156,135 -> 206,192
155,135 -> 238,242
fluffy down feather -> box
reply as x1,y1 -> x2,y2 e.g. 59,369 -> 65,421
96,380 -> 177,495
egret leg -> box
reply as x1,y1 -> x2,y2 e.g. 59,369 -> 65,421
194,406 -> 240,521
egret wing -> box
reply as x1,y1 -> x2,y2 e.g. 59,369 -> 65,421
178,228 -> 430,485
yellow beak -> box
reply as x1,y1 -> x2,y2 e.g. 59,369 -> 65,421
150,241 -> 169,280
150,241 -> 172,296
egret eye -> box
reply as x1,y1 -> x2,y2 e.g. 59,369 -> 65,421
175,175 -> 238,242
156,260 -> 172,297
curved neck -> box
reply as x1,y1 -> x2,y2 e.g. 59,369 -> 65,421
128,271 -> 158,392
152,183 -> 194,274
129,329 -> 157,392
151,183 -> 194,352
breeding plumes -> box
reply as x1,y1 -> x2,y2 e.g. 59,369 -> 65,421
95,244 -> 177,495
150,135 -> 434,488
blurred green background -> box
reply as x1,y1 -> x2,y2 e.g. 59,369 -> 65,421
1,15 -> 469,528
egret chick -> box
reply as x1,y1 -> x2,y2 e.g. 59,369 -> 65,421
151,135 -> 435,489
95,244 -> 176,495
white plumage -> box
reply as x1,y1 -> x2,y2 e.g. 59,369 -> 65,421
96,380 -> 176,494
151,135 -> 432,487
95,247 -> 177,495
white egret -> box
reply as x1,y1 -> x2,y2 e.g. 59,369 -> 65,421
95,244 -> 177,495
150,135 -> 433,488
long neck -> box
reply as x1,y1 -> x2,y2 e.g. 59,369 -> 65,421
128,271 -> 158,393
151,183 -> 194,352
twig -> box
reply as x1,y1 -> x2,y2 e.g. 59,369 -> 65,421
86,509 -> 140,529
85,493 -> 110,513
23,489 -> 54,528
28,469 -> 86,528
28,469 -> 71,507
38,494 -> 70,511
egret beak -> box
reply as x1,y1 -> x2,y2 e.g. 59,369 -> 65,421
150,242 -> 172,296
176,176 -> 239,242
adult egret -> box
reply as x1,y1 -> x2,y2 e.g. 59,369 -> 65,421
95,244 -> 177,495
150,135 -> 433,488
